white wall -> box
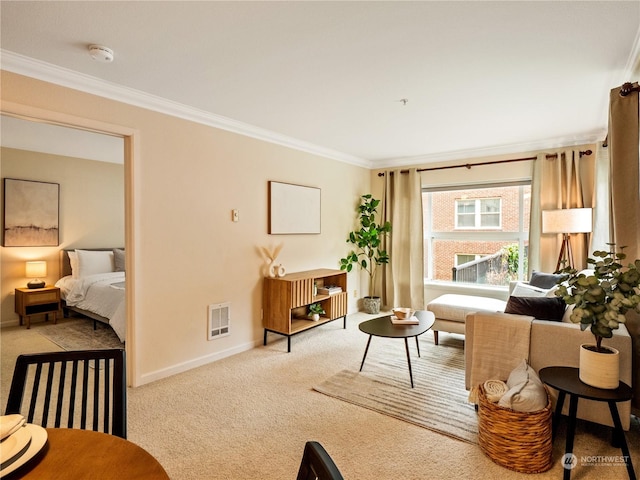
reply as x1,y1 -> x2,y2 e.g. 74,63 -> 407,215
1,71 -> 369,386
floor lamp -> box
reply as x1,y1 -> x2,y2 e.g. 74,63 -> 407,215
542,208 -> 593,271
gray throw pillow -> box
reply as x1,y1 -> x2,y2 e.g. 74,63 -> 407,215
113,249 -> 125,272
529,271 -> 565,289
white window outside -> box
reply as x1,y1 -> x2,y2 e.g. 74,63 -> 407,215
455,254 -> 481,266
455,198 -> 501,229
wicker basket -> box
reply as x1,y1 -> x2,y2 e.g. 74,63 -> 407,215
477,383 -> 553,473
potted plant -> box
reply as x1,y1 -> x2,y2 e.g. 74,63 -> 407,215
556,245 -> 640,388
307,303 -> 325,321
339,194 -> 392,314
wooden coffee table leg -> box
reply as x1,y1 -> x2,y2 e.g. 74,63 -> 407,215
404,338 -> 414,388
359,335 -> 372,371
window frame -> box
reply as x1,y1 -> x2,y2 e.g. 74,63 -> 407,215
423,180 -> 531,285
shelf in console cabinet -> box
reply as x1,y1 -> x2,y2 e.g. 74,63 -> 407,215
290,317 -> 332,334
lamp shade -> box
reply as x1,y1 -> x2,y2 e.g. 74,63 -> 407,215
26,261 -> 47,278
542,208 -> 593,234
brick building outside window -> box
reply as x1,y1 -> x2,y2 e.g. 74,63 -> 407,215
423,183 -> 531,285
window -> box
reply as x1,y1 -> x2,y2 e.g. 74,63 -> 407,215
455,254 -> 481,266
455,198 -> 501,228
423,182 -> 530,286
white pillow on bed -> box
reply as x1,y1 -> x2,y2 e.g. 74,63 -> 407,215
75,249 -> 114,278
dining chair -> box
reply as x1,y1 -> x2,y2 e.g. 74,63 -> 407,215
4,348 -> 127,438
296,441 -> 344,480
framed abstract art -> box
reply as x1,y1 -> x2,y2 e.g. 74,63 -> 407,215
3,178 -> 60,247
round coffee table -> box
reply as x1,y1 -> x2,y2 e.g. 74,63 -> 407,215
358,310 -> 435,388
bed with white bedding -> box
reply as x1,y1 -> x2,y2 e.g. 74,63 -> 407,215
55,248 -> 126,342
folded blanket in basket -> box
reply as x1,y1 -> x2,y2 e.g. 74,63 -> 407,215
468,312 -> 534,403
483,380 -> 508,402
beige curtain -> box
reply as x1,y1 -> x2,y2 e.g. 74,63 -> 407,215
591,141 -> 611,252
609,82 -> 640,413
381,168 -> 424,310
529,150 -> 595,274
609,84 -> 639,260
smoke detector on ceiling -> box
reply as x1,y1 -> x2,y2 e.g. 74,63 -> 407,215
88,44 -> 114,63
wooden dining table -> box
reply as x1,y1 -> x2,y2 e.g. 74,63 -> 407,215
5,428 -> 170,479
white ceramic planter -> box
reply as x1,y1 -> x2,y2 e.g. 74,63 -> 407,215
311,313 -> 320,321
363,296 -> 381,314
579,344 -> 620,389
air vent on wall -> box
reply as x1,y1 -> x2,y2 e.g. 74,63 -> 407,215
208,302 -> 230,340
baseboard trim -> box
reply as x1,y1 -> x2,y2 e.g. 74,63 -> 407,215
1,319 -> 21,328
137,339 -> 260,386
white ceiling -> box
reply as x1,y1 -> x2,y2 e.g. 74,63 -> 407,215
1,1 -> 639,168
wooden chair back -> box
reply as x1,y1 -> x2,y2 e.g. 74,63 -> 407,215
5,349 -> 126,438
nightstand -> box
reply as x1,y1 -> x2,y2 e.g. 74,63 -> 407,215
15,286 -> 61,329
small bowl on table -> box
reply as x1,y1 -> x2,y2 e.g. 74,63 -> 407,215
392,307 -> 414,319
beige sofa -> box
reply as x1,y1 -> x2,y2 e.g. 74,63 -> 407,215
465,312 -> 633,430
427,294 -> 507,345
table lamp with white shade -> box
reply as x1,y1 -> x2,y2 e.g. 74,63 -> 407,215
26,261 -> 47,289
542,208 -> 593,271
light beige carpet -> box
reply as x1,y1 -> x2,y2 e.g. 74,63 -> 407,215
3,314 -> 639,479
314,336 -> 478,444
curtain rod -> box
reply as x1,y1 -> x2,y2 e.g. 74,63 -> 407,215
377,150 -> 593,177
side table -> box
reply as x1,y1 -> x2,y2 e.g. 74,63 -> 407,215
14,286 -> 61,329
539,366 -> 635,480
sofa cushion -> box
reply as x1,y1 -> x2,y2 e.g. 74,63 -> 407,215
504,296 -> 566,322
498,359 -> 548,412
511,282 -> 550,297
427,294 -> 506,323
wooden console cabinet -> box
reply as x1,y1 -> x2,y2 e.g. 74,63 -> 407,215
263,268 -> 347,352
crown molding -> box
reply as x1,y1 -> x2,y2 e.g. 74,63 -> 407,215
0,50 -> 370,168
1,49 -> 616,172
372,130 -> 606,170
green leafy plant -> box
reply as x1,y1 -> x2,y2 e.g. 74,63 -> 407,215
308,303 -> 325,316
556,245 -> 640,352
339,194 -> 392,298
502,243 -> 527,279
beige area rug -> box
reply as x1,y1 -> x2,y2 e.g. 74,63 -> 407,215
37,319 -> 123,351
313,336 -> 479,444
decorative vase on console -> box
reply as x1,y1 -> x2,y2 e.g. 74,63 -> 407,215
261,244 -> 284,278
308,303 -> 325,322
